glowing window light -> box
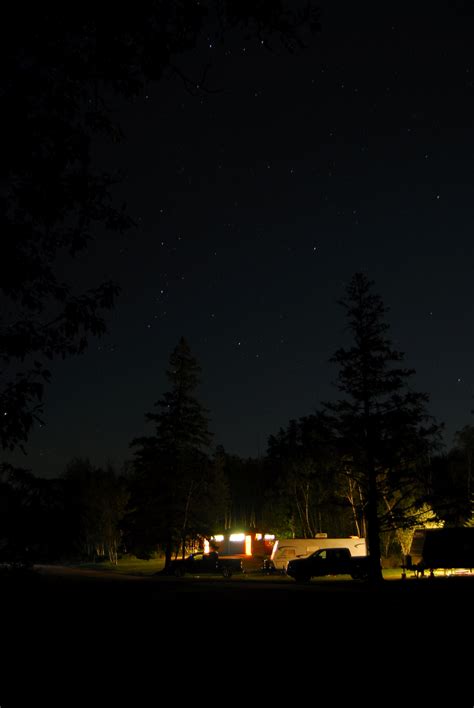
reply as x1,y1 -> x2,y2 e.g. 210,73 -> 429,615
264,534 -> 275,540
213,535 -> 224,542
255,533 -> 263,541
245,535 -> 252,555
229,533 -> 245,542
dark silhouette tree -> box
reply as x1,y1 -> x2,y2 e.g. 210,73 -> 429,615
0,465 -> 39,566
214,446 -> 266,531
454,424 -> 474,503
62,458 -> 129,563
430,446 -> 472,526
324,273 -> 441,582
266,416 -> 338,537
128,337 -> 221,568
1,1 -> 319,456
0,464 -> 72,564
264,413 -> 354,538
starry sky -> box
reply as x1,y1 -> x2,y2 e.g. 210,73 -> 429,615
13,2 -> 474,478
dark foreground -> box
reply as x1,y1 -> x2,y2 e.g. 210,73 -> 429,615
4,562 -> 474,608
3,563 -> 474,639
1,566 -> 472,705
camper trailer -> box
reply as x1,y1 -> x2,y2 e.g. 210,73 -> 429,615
269,535 -> 367,572
404,527 -> 474,577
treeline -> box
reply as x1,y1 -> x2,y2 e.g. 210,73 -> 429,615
1,276 -> 473,574
1,425 -> 471,567
0,461 -> 128,565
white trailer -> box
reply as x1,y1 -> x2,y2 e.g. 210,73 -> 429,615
270,535 -> 367,571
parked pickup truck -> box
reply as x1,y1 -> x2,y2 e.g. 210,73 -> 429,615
286,547 -> 370,582
169,551 -> 243,578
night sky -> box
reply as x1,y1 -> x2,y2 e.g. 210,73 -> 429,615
13,2 -> 474,478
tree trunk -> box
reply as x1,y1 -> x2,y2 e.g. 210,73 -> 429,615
181,480 -> 195,559
366,461 -> 383,582
164,542 -> 173,571
467,449 -> 472,501
346,475 -> 362,537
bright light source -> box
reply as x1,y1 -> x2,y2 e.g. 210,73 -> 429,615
230,533 -> 245,542
255,533 -> 263,541
245,535 -> 252,555
204,539 -> 210,554
213,535 -> 224,542
264,534 -> 275,540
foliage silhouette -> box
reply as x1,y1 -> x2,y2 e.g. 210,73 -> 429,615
324,273 -> 442,581
128,338 -> 227,567
1,1 -> 319,455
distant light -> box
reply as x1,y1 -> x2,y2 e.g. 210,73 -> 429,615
255,533 -> 263,541
213,535 -> 224,542
264,534 -> 275,540
230,533 -> 245,542
204,539 -> 210,554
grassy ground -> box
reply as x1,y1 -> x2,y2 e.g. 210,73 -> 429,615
74,554 -> 407,580
76,555 -> 166,575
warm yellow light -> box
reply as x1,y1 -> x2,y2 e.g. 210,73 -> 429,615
213,534 -> 224,542
255,533 -> 263,541
245,535 -> 252,555
229,533 -> 245,542
204,539 -> 210,554
264,534 -> 275,540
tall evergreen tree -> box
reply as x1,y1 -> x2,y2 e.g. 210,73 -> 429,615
128,337 -> 216,568
325,273 -> 441,582
145,337 -> 212,458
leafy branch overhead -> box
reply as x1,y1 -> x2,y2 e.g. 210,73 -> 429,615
1,1 -> 319,453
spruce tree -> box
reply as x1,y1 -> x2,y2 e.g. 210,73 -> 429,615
147,337 -> 212,459
325,273 -> 441,582
129,337 -> 214,567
